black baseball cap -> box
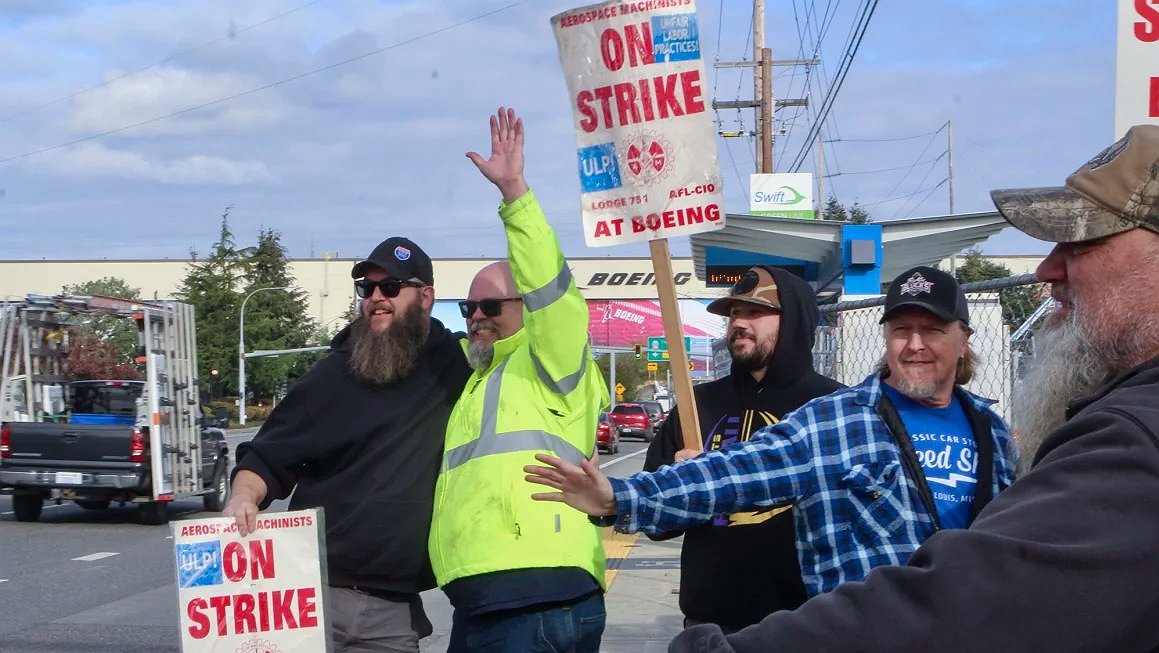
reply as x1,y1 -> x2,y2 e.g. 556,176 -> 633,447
880,266 -> 969,326
351,237 -> 434,285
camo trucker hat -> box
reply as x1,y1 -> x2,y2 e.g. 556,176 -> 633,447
706,266 -> 782,316
990,124 -> 1159,243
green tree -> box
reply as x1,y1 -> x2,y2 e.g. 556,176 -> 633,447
64,277 -> 142,366
821,196 -> 848,222
243,228 -> 324,400
821,196 -> 872,224
953,247 -> 1041,332
175,208 -> 249,397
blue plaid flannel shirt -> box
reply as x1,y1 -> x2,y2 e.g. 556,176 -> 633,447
610,372 -> 1019,597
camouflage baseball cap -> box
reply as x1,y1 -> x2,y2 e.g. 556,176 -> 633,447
706,266 -> 782,316
990,124 -> 1159,243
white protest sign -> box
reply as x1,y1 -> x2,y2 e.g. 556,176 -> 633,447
553,0 -> 726,247
173,508 -> 330,652
1115,0 -> 1159,137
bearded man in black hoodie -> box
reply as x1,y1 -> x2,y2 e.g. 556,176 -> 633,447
642,265 -> 843,633
224,237 -> 471,653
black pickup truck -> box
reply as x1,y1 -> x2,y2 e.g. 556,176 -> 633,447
0,380 -> 229,525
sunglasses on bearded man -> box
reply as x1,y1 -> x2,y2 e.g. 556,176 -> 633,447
353,278 -> 426,299
458,297 -> 521,318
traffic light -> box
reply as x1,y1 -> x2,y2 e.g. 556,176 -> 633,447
633,344 -> 642,359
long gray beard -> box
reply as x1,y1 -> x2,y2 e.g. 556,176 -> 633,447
466,337 -> 494,372
1013,313 -> 1113,474
347,302 -> 427,385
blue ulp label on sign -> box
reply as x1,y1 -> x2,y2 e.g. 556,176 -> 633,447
578,143 -> 622,193
651,13 -> 700,63
176,541 -> 223,588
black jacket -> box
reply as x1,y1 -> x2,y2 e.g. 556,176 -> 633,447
644,267 -> 843,629
672,354 -> 1159,652
233,317 -> 470,594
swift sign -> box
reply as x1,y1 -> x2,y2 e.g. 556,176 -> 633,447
553,0 -> 726,247
173,508 -> 329,652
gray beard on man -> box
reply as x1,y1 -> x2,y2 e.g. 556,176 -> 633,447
1013,312 -> 1114,474
467,332 -> 494,371
347,301 -> 427,385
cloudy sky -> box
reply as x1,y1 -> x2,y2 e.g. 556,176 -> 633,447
0,0 -> 1117,262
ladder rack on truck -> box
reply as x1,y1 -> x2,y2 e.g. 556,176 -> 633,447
0,295 -> 224,520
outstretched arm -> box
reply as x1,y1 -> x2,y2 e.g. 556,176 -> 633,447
525,453 -> 617,516
467,107 -> 600,408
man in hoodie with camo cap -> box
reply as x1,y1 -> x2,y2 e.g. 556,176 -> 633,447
641,266 -> 843,633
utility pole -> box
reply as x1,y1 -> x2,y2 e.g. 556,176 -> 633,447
947,119 -> 955,215
753,0 -> 767,172
760,47 -> 773,172
816,136 -> 827,215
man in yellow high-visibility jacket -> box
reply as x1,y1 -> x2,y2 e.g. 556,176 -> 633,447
428,107 -> 608,652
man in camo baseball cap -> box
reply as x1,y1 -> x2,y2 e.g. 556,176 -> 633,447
990,124 -> 1159,242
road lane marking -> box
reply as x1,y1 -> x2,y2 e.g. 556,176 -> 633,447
73,552 -> 119,562
601,530 -> 640,588
599,448 -> 647,469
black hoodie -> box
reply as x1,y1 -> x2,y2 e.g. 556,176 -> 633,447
643,267 -> 843,630
234,317 -> 471,594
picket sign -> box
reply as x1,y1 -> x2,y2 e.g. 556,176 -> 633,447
173,508 -> 330,652
553,0 -> 726,452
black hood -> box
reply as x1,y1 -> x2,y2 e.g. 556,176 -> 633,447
730,266 -> 822,390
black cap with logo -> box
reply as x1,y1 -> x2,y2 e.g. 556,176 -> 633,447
351,237 -> 434,285
880,265 -> 969,326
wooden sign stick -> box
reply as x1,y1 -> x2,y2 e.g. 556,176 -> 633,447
649,238 -> 703,453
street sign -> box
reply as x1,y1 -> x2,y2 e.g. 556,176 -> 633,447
647,336 -> 692,362
688,361 -> 695,371
615,382 -> 626,395
646,362 -> 658,372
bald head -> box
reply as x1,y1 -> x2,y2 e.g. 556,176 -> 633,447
469,261 -> 518,300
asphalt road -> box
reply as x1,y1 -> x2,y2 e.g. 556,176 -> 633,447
0,428 -> 653,652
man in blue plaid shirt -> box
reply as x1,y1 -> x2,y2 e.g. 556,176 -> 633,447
526,265 -> 1019,599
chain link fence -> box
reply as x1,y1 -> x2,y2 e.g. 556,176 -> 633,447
811,274 -> 1051,423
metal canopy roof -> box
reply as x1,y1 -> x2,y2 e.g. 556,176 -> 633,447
691,211 -> 1010,293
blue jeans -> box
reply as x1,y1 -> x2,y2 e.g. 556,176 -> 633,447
447,592 -> 606,653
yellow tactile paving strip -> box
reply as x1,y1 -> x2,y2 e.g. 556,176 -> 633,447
601,528 -> 640,588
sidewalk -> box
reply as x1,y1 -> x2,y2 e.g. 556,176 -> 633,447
419,529 -> 685,652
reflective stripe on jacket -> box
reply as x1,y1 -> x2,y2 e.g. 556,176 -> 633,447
429,190 -> 609,588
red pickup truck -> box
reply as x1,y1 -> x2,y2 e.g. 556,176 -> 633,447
609,403 -> 654,442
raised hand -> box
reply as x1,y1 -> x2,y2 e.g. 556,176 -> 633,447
524,453 -> 618,517
466,106 -> 531,204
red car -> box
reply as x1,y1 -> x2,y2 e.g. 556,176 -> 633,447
609,403 -> 654,442
597,412 -> 621,454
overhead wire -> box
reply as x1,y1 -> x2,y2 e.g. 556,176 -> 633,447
0,0 -> 327,124
0,2 -> 523,166
787,0 -> 879,172
825,151 -> 946,178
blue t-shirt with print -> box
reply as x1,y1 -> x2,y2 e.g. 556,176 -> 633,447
882,383 -> 977,529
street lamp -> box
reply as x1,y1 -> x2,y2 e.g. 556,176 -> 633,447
239,286 -> 288,426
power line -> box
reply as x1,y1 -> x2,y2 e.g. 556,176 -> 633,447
787,0 -> 879,172
0,0 -> 327,124
858,178 -> 948,209
827,124 -> 947,144
826,151 -> 946,177
0,2 -> 523,166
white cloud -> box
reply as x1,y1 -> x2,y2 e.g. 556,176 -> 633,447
33,143 -> 276,185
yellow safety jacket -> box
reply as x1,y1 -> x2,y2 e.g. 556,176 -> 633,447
429,191 -> 608,588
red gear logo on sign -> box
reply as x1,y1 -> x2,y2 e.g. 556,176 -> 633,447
620,130 -> 674,186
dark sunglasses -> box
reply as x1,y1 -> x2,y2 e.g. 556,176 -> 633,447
353,278 -> 426,299
458,297 -> 521,318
